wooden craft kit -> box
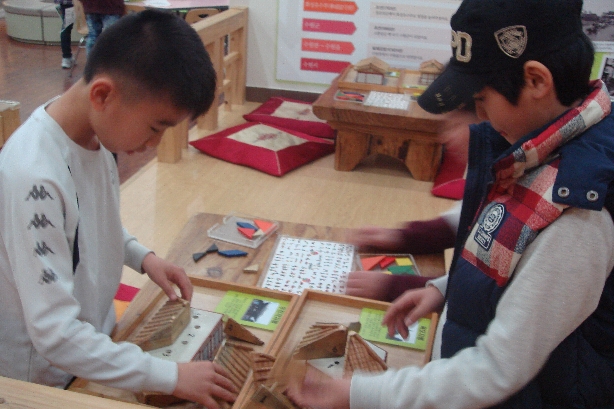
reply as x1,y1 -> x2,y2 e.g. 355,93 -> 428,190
67,213 -> 440,408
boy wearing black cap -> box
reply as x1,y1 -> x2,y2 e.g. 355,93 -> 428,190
287,0 -> 614,408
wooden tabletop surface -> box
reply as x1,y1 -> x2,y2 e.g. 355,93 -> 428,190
166,212 -> 446,285
312,75 -> 445,135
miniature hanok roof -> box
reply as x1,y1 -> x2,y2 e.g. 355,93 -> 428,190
214,340 -> 254,392
419,59 -> 444,74
343,331 -> 388,376
293,323 -> 348,360
130,298 -> 191,351
354,56 -> 389,75
251,352 -> 277,383
225,317 -> 264,345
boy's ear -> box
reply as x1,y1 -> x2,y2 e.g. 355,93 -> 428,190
88,76 -> 118,111
523,61 -> 555,100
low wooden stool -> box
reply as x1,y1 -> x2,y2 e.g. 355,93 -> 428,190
0,100 -> 21,148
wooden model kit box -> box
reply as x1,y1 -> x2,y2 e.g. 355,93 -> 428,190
68,277 -> 437,409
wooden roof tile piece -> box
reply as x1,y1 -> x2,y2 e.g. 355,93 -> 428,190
130,298 -> 191,352
225,317 -> 265,345
343,331 -> 388,376
354,56 -> 389,75
214,340 -> 254,390
293,323 -> 347,360
251,352 -> 277,383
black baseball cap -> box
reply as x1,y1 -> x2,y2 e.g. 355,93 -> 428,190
417,0 -> 585,114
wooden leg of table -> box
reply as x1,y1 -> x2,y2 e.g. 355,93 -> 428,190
157,118 -> 189,163
334,129 -> 369,171
404,140 -> 442,182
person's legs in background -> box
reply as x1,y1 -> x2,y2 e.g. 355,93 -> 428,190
85,13 -> 122,56
85,13 -> 103,56
59,4 -> 75,68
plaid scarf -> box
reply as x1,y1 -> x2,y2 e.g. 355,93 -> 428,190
461,81 -> 612,286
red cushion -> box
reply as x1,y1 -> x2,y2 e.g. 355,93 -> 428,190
430,147 -> 466,200
243,97 -> 336,139
190,122 -> 335,177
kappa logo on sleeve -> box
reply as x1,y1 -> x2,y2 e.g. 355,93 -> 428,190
38,269 -> 58,285
34,241 -> 55,256
25,185 -> 54,201
27,214 -> 55,230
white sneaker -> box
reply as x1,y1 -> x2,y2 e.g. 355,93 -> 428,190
61,57 -> 75,69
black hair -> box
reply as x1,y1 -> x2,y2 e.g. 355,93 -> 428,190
83,9 -> 216,120
484,32 -> 594,107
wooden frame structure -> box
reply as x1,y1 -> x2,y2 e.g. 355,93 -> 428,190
157,7 -> 248,163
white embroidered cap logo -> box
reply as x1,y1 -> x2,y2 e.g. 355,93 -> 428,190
451,30 -> 472,62
494,25 -> 527,58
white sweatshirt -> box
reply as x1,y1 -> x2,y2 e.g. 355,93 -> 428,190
0,104 -> 177,393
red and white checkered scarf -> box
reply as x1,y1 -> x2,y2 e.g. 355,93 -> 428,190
461,81 -> 612,286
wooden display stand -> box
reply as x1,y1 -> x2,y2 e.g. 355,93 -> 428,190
0,100 -> 21,148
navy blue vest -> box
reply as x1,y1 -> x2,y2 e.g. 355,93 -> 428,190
443,110 -> 614,408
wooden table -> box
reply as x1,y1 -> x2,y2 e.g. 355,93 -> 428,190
36,213 -> 445,408
165,213 -> 446,284
312,76 -> 445,181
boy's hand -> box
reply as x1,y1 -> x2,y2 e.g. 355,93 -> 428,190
346,271 -> 394,301
382,286 -> 444,339
141,253 -> 193,301
285,365 -> 351,409
174,361 -> 238,409
346,226 -> 404,252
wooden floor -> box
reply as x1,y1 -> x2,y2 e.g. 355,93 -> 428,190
0,17 -> 456,291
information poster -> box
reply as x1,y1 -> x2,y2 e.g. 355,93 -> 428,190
276,0 -> 461,85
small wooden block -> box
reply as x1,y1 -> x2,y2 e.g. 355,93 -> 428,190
252,229 -> 265,238
206,243 -> 219,253
238,227 -> 256,239
379,256 -> 396,268
244,264 -> 259,274
254,219 -> 274,234
361,256 -> 385,271
219,249 -> 248,257
225,318 -> 264,345
193,252 -> 206,262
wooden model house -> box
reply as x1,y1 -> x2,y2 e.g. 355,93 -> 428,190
419,59 -> 444,85
354,56 -> 389,85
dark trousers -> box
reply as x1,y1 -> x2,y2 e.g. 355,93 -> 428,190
58,5 -> 74,58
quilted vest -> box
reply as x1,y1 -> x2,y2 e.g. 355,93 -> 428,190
442,105 -> 614,408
